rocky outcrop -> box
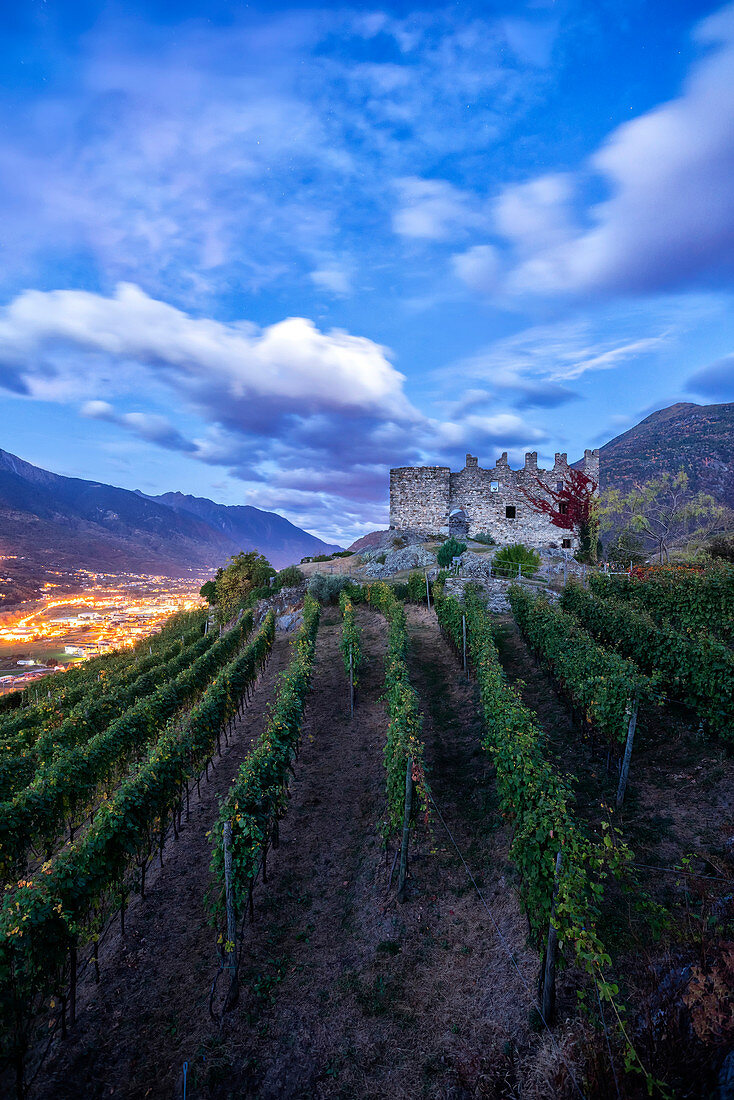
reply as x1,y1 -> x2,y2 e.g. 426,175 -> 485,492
363,544 -> 437,578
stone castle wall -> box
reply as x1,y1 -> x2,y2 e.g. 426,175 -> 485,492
389,465 -> 450,531
389,449 -> 600,549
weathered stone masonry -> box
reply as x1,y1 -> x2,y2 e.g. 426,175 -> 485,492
389,449 -> 600,549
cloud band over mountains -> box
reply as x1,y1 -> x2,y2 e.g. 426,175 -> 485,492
0,282 -> 548,535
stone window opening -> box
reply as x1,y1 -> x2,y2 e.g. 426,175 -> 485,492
505,505 -> 516,519
559,502 -> 569,516
556,481 -> 563,492
490,480 -> 499,492
562,538 -> 571,549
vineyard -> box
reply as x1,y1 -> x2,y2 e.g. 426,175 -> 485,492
0,562 -> 732,1099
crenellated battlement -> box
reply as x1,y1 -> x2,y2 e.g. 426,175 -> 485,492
389,448 -> 600,548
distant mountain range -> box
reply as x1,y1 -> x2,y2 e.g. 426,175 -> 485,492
139,490 -> 340,569
599,401 -> 734,508
2,400 -> 732,608
0,448 -> 339,606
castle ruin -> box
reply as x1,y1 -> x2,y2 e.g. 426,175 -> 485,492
389,449 -> 600,550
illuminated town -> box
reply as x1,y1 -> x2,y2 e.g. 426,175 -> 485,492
0,571 -> 208,696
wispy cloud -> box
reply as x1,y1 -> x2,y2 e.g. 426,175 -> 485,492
442,314 -> 673,388
80,400 -> 197,453
453,4 -> 734,299
393,178 -> 488,242
0,7 -> 553,306
687,352 -> 734,400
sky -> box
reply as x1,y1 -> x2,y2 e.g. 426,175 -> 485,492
1,0 -> 734,545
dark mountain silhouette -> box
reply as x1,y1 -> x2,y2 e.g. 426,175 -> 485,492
599,401 -> 734,507
0,448 -> 339,605
144,491 -> 340,567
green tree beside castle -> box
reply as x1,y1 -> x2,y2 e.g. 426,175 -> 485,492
600,471 -> 724,564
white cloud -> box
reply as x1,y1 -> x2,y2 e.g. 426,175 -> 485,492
494,173 -> 575,254
1,282 -> 414,421
504,5 -> 734,295
0,282 -> 556,535
0,8 -> 554,304
393,177 -> 487,241
435,412 -> 547,449
451,244 -> 501,293
500,17 -> 558,68
309,265 -> 352,295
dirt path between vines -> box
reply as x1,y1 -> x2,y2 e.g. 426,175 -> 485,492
35,631 -> 297,1100
197,605 -> 557,1100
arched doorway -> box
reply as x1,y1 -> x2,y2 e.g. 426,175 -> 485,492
449,508 -> 469,540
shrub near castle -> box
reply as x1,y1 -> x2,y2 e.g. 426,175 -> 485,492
492,543 -> 540,578
436,537 -> 467,567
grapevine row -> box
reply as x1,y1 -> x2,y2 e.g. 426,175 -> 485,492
0,609 -> 208,744
339,589 -> 363,708
508,585 -> 653,745
362,582 -> 430,838
433,583 -> 629,990
0,611 -> 255,879
590,565 -> 734,645
0,622 -> 220,800
561,582 -> 734,742
210,596 -> 320,923
0,611 -> 275,1090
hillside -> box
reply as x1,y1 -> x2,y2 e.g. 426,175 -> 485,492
0,448 -> 338,605
17,591 -> 734,1100
599,401 -> 734,506
145,491 -> 340,568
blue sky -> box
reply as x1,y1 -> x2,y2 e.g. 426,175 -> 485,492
1,0 -> 734,544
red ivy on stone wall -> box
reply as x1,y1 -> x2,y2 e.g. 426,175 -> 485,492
518,467 -> 597,531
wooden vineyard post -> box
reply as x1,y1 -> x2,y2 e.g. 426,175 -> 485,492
69,944 -> 77,1028
397,756 -> 413,903
349,645 -> 354,718
462,614 -> 468,679
616,696 -> 639,809
541,850 -> 563,1024
425,571 -> 431,609
222,822 -> 239,1008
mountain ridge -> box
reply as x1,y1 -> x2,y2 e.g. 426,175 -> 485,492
0,448 -> 339,606
142,490 -> 340,565
599,400 -> 734,507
